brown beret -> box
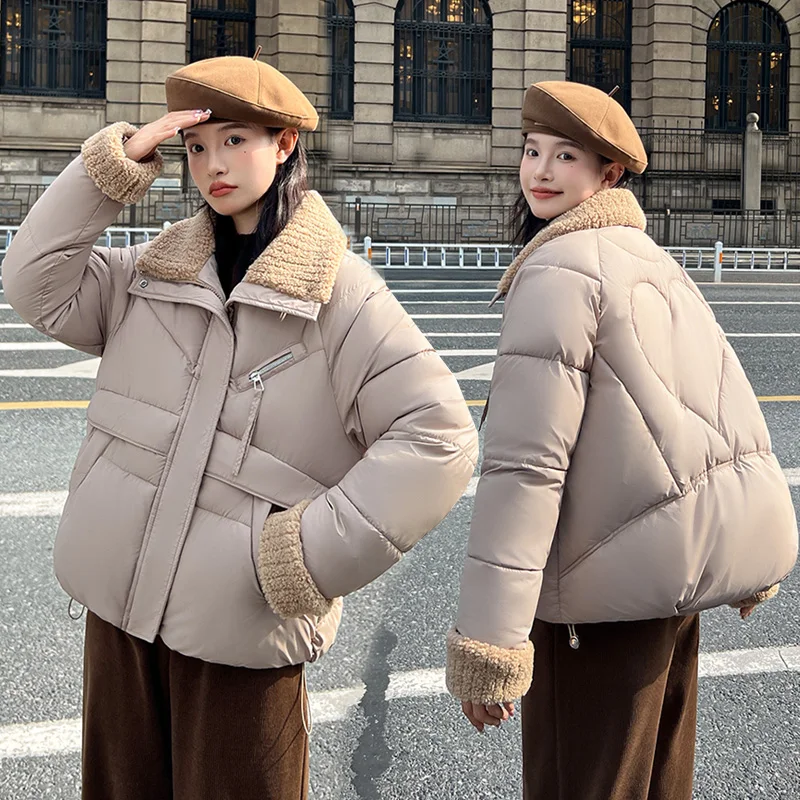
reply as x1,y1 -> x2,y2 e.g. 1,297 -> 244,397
166,56 -> 318,132
522,81 -> 647,174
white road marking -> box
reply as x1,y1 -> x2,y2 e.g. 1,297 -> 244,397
439,349 -> 497,356
426,332 -> 498,338
0,491 -> 68,517
0,342 -> 71,351
391,289 -> 496,294
456,362 -> 495,380
0,358 -> 100,379
709,301 -> 800,305
0,324 -> 31,329
410,314 -> 501,319
2,645 -> 798,760
0,304 -> 11,310
725,333 -> 800,337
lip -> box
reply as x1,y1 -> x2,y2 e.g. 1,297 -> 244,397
531,188 -> 562,200
209,182 -> 237,198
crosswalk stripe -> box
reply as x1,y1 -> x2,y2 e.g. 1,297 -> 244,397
1,644 -> 798,760
0,342 -> 71,351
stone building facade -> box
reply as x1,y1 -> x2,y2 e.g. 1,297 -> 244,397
2,0 -> 799,243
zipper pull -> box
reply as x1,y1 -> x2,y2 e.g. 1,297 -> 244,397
567,624 -> 580,650
250,372 -> 264,392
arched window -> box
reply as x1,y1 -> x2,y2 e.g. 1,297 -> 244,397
705,1 -> 788,131
569,0 -> 632,111
1,0 -> 106,97
190,0 -> 255,62
394,0 -> 492,124
328,0 -> 354,119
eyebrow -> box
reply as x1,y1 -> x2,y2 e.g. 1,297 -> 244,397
525,136 -> 585,151
183,122 -> 253,142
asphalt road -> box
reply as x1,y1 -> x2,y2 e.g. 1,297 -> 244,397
1,274 -> 799,799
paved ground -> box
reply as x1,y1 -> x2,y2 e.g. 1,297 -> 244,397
1,272 -> 799,799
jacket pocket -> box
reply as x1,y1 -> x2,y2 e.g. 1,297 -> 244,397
232,343 -> 308,392
250,497 -> 285,596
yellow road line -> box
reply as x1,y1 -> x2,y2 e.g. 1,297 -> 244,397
2,396 -> 800,412
0,401 -> 90,411
468,396 -> 800,407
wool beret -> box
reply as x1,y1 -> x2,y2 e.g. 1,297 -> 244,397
522,81 -> 647,174
166,56 -> 318,132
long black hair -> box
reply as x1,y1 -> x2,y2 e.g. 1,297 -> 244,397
211,129 -> 309,271
511,153 -> 632,247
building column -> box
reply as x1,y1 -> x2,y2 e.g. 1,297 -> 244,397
351,0 -> 395,164
632,0 -> 702,126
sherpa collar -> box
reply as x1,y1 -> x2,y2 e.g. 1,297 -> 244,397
494,188 -> 647,300
135,190 -> 348,305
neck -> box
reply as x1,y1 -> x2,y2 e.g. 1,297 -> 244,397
232,203 -> 260,234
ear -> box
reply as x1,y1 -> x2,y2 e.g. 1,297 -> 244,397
275,128 -> 299,164
602,162 -> 626,189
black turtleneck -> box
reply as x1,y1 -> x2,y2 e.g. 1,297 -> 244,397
215,232 -> 257,299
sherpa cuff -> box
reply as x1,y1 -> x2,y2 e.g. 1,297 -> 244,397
81,122 -> 163,205
257,500 -> 335,619
446,628 -> 534,704
729,583 -> 780,609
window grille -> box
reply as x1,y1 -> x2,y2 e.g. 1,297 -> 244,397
394,0 -> 492,124
328,0 -> 354,120
568,0 -> 631,112
190,0 -> 255,62
705,0 -> 788,132
1,0 -> 106,97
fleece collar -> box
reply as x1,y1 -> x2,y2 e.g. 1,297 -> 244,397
495,188 -> 647,300
135,190 -> 347,305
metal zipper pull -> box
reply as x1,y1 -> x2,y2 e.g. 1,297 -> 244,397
567,623 -> 580,650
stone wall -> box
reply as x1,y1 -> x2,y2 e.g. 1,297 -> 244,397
3,0 -> 800,227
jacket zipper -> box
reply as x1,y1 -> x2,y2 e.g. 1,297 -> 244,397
231,353 -> 295,476
567,623 -> 580,650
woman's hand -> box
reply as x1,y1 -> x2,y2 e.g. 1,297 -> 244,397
461,700 -> 515,733
739,603 -> 757,620
123,109 -> 211,163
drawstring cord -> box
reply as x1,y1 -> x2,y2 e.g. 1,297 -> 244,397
68,598 -> 85,620
301,664 -> 313,736
232,377 -> 264,476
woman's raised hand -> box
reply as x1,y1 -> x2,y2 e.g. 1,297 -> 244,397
123,109 -> 212,163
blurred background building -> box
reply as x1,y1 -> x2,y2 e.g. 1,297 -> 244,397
1,0 -> 799,245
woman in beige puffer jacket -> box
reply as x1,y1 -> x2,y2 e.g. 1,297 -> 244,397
446,81 -> 797,800
3,57 -> 478,800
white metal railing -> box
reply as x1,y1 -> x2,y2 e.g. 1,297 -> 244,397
363,238 -> 520,269
0,223 -> 169,260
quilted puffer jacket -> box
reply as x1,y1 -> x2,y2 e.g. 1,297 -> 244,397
446,188 -> 798,704
3,122 -> 479,668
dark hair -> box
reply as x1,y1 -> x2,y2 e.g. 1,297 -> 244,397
210,129 -> 309,271
511,151 -> 632,247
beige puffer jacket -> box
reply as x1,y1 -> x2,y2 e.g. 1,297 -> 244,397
3,123 -> 479,669
446,189 -> 798,704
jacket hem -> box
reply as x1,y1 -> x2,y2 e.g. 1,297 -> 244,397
445,628 -> 533,704
257,499 -> 336,619
81,122 -> 163,205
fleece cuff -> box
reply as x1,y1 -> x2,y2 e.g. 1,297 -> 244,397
81,122 -> 163,204
257,500 -> 335,619
445,628 -> 534,704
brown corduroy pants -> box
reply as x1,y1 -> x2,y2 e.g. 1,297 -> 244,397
81,611 -> 309,800
522,614 -> 700,800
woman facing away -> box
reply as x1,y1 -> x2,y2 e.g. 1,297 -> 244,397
446,80 -> 798,800
2,55 -> 479,799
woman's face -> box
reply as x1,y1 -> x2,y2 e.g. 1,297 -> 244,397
519,132 -> 625,220
183,121 -> 298,233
